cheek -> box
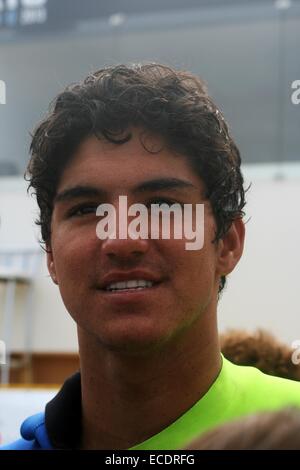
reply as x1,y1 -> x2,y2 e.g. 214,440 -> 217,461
164,238 -> 217,303
52,229 -> 97,287
51,234 -> 99,323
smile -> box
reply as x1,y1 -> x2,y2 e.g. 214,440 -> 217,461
105,279 -> 154,292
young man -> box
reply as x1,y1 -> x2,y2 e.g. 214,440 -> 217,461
2,64 -> 300,450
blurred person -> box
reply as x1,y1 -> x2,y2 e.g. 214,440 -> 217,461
2,63 -> 300,450
221,329 -> 300,381
185,407 -> 300,450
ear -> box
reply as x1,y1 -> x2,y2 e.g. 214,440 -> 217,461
46,242 -> 58,285
216,218 -> 245,277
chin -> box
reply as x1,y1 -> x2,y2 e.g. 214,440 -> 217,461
95,323 -> 174,357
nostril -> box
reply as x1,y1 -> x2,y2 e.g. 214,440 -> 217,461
101,237 -> 149,258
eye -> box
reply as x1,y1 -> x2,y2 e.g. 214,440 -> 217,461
146,198 -> 183,208
68,203 -> 98,217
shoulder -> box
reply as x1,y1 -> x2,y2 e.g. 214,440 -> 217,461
224,358 -> 300,409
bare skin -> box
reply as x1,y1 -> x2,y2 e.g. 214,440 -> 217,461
47,130 -> 245,449
79,302 -> 221,449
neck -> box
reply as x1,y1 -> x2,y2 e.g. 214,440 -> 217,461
79,312 -> 221,450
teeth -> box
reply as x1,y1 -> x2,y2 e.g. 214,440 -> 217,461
106,279 -> 154,291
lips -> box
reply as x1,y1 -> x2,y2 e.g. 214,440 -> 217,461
105,279 -> 154,291
98,270 -> 162,291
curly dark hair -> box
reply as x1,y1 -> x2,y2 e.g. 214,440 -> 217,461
221,329 -> 300,381
26,63 -> 246,293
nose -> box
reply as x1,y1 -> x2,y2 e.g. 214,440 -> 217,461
101,236 -> 149,261
98,195 -> 150,262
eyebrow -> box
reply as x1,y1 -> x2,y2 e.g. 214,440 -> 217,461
134,178 -> 197,193
54,178 -> 197,204
54,186 -> 106,204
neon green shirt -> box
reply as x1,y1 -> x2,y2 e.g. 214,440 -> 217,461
131,356 -> 300,450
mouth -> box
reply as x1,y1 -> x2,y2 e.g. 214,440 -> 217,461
97,279 -> 163,303
103,279 -> 158,292
96,270 -> 165,303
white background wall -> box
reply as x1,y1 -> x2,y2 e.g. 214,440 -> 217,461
219,166 -> 300,345
0,177 -> 78,352
0,167 -> 300,352
0,388 -> 57,445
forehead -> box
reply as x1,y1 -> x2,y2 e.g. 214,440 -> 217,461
57,131 -> 204,195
